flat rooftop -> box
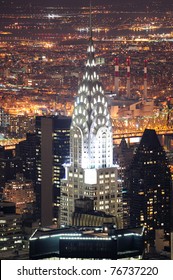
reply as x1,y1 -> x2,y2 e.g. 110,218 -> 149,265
30,225 -> 144,240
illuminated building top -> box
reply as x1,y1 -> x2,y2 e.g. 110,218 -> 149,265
60,3 -> 120,228
70,35 -> 113,169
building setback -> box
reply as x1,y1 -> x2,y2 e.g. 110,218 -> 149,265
72,198 -> 118,227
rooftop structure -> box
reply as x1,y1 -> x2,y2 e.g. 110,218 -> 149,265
29,224 -> 144,260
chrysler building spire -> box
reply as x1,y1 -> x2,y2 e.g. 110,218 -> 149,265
89,0 -> 92,39
60,3 -> 121,227
70,3 -> 113,170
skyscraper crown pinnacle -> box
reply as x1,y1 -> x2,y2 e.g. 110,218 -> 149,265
60,2 -> 120,228
89,0 -> 92,38
70,1 -> 113,169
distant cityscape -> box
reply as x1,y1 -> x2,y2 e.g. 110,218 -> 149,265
0,0 -> 173,260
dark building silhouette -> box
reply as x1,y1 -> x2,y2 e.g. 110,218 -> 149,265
16,133 -> 38,220
17,133 -> 38,182
35,115 -> 71,227
128,129 -> 172,249
0,146 -> 22,200
115,138 -> 134,229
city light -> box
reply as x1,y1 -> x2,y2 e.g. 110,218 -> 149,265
0,0 -> 173,261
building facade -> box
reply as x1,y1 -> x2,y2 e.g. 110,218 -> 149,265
3,173 -> 35,215
0,202 -> 23,252
0,107 -> 10,131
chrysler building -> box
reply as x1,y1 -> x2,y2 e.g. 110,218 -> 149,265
60,15 -> 122,226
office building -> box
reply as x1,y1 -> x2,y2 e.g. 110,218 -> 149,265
16,133 -> 38,219
8,115 -> 35,138
0,202 -> 23,252
0,107 -> 10,130
128,129 -> 171,249
3,173 -> 35,215
0,147 -> 22,200
17,133 -> 38,182
115,138 -> 134,229
35,115 -> 71,227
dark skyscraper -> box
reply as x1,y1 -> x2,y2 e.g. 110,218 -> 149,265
0,147 -> 22,201
17,133 -> 38,182
16,133 -> 38,220
115,138 -> 134,229
35,115 -> 71,227
128,129 -> 171,248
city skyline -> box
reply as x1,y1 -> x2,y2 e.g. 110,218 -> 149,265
1,0 -> 173,8
0,0 -> 173,260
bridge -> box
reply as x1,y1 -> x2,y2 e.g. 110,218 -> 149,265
113,128 -> 173,140
112,110 -> 173,140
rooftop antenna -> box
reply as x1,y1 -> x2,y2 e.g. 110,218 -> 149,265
89,0 -> 92,39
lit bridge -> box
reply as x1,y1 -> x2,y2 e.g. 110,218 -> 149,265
112,111 -> 173,140
113,128 -> 173,140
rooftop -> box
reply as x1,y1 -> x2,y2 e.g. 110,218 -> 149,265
30,224 -> 144,240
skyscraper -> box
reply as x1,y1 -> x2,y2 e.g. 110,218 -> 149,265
60,30 -> 122,227
17,133 -> 38,183
115,138 -> 134,229
35,115 -> 71,227
16,133 -> 38,219
128,129 -> 171,248
0,147 -> 22,201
